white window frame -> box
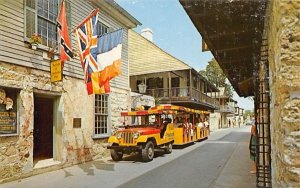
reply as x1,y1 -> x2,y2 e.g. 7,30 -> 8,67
93,94 -> 111,138
24,0 -> 71,48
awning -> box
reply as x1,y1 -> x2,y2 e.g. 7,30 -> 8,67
179,0 -> 268,97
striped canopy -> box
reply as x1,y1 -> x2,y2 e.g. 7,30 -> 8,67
121,105 -> 210,116
150,105 -> 210,115
121,109 -> 177,116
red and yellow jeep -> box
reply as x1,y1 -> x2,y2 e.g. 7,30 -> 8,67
107,110 -> 176,161
107,109 -> 175,162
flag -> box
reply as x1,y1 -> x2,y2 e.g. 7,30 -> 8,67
96,29 -> 123,87
75,8 -> 110,94
86,73 -> 110,95
57,0 -> 73,64
91,72 -> 110,94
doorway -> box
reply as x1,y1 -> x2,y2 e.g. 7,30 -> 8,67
33,97 -> 54,162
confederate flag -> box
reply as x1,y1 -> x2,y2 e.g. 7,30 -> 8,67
57,0 -> 73,64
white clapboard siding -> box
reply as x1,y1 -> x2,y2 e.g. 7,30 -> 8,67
128,30 -> 191,76
0,0 -> 130,90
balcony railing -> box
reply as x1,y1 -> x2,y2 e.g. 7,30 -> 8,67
143,87 -> 220,108
215,105 -> 235,113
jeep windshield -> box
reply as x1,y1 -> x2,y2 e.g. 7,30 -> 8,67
120,109 -> 175,128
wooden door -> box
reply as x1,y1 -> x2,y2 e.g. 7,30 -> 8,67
33,97 -> 53,160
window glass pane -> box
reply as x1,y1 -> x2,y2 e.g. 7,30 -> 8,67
26,0 -> 36,9
94,94 -> 108,135
36,0 -> 59,47
37,0 -> 43,15
97,22 -> 109,36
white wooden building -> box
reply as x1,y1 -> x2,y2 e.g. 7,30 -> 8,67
0,0 -> 140,183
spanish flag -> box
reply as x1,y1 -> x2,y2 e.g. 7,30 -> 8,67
57,0 -> 73,64
88,72 -> 110,94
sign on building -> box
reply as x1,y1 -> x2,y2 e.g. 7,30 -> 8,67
51,60 -> 63,82
0,88 -> 17,135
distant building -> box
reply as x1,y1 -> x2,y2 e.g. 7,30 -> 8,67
208,87 -> 236,130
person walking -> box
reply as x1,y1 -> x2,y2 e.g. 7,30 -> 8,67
249,124 -> 257,174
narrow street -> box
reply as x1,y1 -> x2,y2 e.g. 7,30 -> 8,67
2,126 -> 255,188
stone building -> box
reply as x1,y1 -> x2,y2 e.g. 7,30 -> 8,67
180,0 -> 300,187
0,0 -> 140,183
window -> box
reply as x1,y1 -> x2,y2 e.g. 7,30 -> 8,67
25,0 -> 71,48
146,77 -> 163,89
94,94 -> 109,137
171,77 -> 180,87
193,76 -> 197,88
97,22 -> 109,36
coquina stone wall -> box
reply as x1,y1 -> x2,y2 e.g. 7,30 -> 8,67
268,1 -> 300,187
0,62 -> 130,183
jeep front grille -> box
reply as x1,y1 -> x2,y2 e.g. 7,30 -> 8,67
122,132 -> 134,144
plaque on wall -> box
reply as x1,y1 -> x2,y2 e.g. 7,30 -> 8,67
0,88 -> 17,135
73,118 -> 81,129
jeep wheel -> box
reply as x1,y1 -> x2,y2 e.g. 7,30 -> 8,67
165,143 -> 172,154
111,149 -> 123,161
142,141 -> 154,162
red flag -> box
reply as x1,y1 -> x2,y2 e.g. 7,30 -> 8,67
57,0 -> 73,64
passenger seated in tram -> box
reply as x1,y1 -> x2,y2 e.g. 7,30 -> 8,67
174,117 -> 183,128
204,118 -> 209,128
187,118 -> 194,136
197,120 -> 204,129
183,118 -> 189,134
160,118 -> 171,138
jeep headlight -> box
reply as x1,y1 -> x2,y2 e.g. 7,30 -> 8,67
117,132 -> 122,139
133,132 -> 139,139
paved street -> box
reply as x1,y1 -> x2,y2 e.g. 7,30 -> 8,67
1,126 -> 255,188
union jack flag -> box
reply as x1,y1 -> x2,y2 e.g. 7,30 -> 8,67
75,9 -> 99,82
75,9 -> 110,94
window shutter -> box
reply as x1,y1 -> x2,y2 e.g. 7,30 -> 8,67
25,0 -> 36,38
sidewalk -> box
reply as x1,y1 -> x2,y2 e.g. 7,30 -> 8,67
214,126 -> 256,188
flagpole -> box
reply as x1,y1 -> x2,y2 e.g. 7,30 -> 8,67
72,8 -> 99,33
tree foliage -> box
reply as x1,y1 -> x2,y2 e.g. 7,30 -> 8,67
200,58 -> 233,97
243,110 -> 254,120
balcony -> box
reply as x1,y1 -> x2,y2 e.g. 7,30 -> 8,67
144,87 -> 220,110
215,105 -> 235,113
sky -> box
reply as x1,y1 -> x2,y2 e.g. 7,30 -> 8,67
115,0 -> 254,111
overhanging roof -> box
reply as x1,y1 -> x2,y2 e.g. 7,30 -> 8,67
90,0 -> 141,28
180,0 -> 268,97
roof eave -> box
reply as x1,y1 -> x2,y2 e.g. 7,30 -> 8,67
90,0 -> 141,29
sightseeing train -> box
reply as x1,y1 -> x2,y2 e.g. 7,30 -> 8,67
107,104 -> 210,162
